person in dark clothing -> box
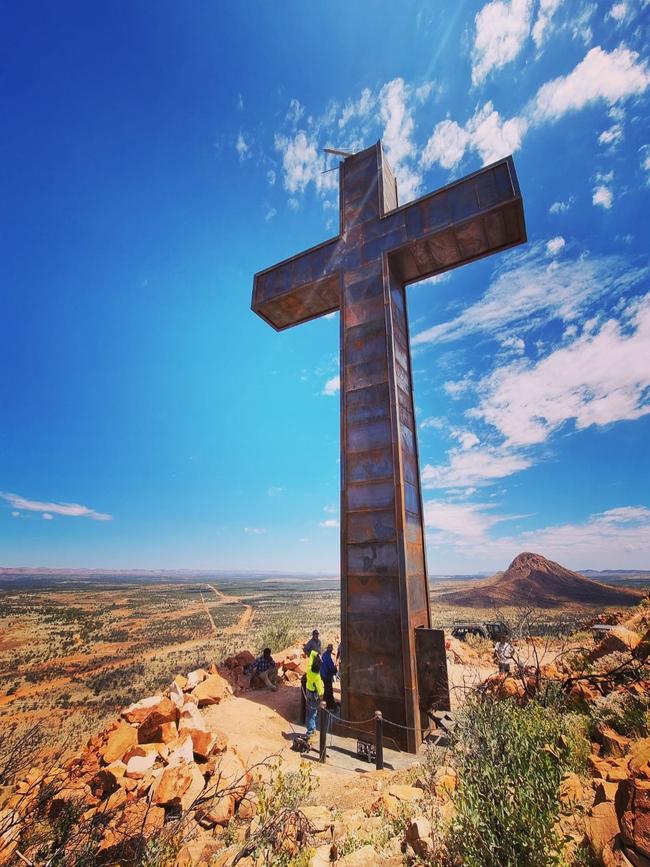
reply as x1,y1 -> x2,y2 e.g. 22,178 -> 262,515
303,629 -> 322,656
321,643 -> 338,710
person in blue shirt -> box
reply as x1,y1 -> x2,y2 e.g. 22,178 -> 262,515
321,643 -> 338,710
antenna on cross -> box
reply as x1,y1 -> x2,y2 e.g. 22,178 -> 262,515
321,146 -> 354,174
323,147 -> 354,158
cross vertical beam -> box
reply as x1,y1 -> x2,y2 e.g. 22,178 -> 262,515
252,141 -> 526,751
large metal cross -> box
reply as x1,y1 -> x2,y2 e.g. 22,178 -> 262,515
252,141 -> 526,752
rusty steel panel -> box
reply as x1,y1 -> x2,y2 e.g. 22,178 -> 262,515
251,140 -> 526,750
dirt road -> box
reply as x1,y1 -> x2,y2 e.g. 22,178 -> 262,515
205,583 -> 254,634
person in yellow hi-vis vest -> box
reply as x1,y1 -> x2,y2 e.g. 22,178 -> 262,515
305,649 -> 324,739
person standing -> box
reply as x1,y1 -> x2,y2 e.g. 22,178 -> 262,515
304,650 -> 324,739
303,629 -> 322,656
321,643 -> 338,710
494,638 -> 515,675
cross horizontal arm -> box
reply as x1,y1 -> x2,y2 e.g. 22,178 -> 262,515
387,156 -> 526,283
252,237 -> 343,331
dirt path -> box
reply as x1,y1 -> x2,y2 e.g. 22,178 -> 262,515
202,682 -> 394,807
200,591 -> 218,637
205,583 -> 254,634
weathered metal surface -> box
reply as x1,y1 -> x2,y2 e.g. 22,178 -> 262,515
252,141 -> 526,751
415,628 -> 452,715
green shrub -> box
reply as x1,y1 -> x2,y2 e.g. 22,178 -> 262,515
258,616 -> 301,654
591,691 -> 650,738
445,697 -> 576,867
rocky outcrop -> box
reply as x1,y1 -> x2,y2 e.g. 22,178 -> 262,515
0,665 -> 253,866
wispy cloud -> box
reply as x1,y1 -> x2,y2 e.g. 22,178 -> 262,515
423,44 -> 649,171
1,492 -> 113,521
426,502 -> 650,569
267,486 -> 283,497
545,235 -> 565,256
549,196 -> 575,214
472,292 -> 650,447
244,527 -> 267,535
235,132 -> 251,161
531,44 -> 650,123
412,244 -> 648,346
422,445 -> 533,490
322,375 -> 340,396
320,518 -> 339,528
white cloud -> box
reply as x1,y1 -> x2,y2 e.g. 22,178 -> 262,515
501,335 -> 525,354
452,430 -> 480,450
420,416 -> 446,430
593,184 -> 613,208
274,131 -> 337,197
532,0 -> 563,49
42,513 -> 54,520
264,206 -> 277,221
338,88 -> 374,128
549,197 -> 575,214
323,504 -> 338,514
424,45 -> 649,173
531,45 -> 650,123
421,120 -> 469,170
11,511 -> 20,518
323,375 -> 340,396
422,102 -> 528,170
244,527 -> 267,535
286,98 -> 305,125
266,169 -> 276,186
422,446 -> 533,489
599,123 -> 623,146
267,486 -> 283,497
412,245 -> 647,346
546,236 -> 566,256
607,2 -> 629,22
428,504 -> 650,570
235,132 -> 250,161
472,292 -> 650,447
642,146 -> 650,180
471,0 -> 533,85
378,78 -> 422,200
320,519 -> 339,528
0,492 -> 113,521
424,500 -> 508,539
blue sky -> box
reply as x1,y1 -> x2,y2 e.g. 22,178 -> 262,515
1,0 -> 649,573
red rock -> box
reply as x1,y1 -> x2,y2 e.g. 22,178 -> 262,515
210,749 -> 250,801
597,724 -> 633,758
196,795 -> 235,828
122,695 -> 164,724
125,752 -> 157,779
585,800 -> 621,860
152,761 -> 205,810
191,672 -> 231,707
102,723 -> 138,764
137,697 -> 178,743
591,627 -> 642,661
159,721 -> 178,744
186,668 -> 210,689
617,777 -> 650,859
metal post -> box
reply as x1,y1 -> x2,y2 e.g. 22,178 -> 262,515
319,702 -> 328,763
375,711 -> 384,771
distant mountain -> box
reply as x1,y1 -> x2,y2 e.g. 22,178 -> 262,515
439,552 -> 645,609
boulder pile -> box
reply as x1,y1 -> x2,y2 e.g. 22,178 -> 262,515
0,666 -> 252,866
218,648 -> 307,693
584,734 -> 650,865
